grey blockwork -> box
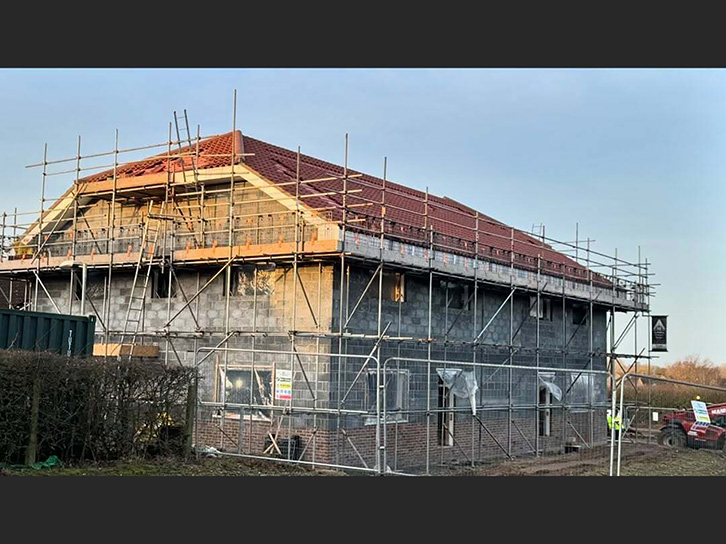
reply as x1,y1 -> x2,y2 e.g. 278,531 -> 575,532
32,257 -> 611,467
34,182 -> 322,260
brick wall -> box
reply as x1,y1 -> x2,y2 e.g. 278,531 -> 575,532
193,407 -> 609,473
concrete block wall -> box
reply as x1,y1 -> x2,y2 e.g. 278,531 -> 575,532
33,261 -> 337,413
332,263 -> 608,408
325,262 -> 610,467
41,181 -> 318,259
334,263 -> 607,354
31,255 -> 612,470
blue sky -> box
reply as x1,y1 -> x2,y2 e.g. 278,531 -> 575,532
0,69 -> 723,366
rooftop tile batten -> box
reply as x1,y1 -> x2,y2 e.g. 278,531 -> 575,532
76,130 -> 609,287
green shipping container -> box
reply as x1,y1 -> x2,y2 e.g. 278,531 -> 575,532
0,309 -> 96,357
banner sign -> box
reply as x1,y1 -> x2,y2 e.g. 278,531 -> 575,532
691,400 -> 710,424
651,315 -> 668,352
275,369 -> 292,401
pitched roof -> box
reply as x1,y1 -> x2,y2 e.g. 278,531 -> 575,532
82,130 -> 605,286
240,134 -> 606,286
80,131 -> 243,184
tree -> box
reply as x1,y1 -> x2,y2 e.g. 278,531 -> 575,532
664,356 -> 722,386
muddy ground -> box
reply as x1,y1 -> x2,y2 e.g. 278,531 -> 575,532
1,456 -> 345,477
3,443 -> 724,476
455,442 -> 726,476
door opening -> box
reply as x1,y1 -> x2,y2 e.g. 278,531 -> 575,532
438,378 -> 455,446
539,386 -> 552,437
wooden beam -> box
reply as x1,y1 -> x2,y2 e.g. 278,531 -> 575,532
94,343 -> 160,358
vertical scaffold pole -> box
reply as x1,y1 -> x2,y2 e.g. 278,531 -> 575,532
335,133 -> 349,466
535,253 -> 541,455
588,237 -> 594,446
222,89 -> 238,442
471,211 -> 479,465
646,256 -> 652,444
104,130 -> 118,352
608,248 -> 618,476
289,146 -> 301,460
35,143 -> 47,312
1,212 -> 6,282
633,245 -> 641,443
164,122 -> 172,366
425,187 -> 432,475
508,227 -> 514,457
561,257 -> 566,453
377,156 -> 386,474
67,136 -> 82,315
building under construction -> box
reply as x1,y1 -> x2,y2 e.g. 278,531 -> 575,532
0,106 -> 653,474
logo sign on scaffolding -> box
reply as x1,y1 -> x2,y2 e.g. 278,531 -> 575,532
275,369 -> 292,401
651,315 -> 668,352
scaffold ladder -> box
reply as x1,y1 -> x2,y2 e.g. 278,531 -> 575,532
173,109 -> 198,185
118,200 -> 166,358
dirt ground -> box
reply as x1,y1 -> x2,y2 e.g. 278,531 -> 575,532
4,443 -> 725,476
0,456 -> 346,477
456,442 -> 726,476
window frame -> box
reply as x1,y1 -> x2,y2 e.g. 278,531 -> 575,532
72,273 -> 83,302
382,271 -> 406,303
151,268 -> 177,299
363,368 -> 410,425
226,264 -> 274,297
443,281 -> 469,311
539,372 -> 555,437
215,364 -> 275,422
572,304 -> 588,325
529,296 -> 552,321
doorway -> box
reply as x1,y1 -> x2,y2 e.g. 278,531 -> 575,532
539,386 -> 552,437
438,378 -> 455,446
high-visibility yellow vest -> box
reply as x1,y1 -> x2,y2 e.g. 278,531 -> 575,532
607,413 -> 622,431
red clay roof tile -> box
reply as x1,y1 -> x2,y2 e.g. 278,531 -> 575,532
82,130 -> 607,287
80,131 -> 243,184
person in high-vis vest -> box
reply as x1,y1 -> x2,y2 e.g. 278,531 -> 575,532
607,409 -> 622,434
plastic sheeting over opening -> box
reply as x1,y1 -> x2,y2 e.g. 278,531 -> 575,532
436,368 -> 479,415
538,374 -> 562,402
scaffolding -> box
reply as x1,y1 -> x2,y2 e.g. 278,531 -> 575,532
0,92 -> 656,475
